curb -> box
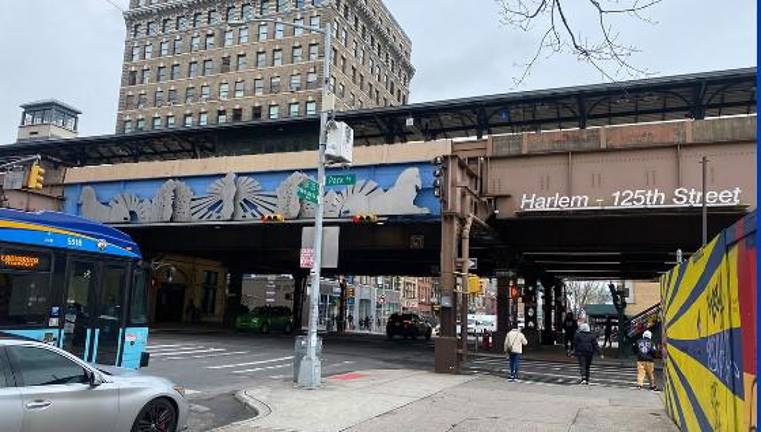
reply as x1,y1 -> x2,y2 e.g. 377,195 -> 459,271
208,390 -> 268,432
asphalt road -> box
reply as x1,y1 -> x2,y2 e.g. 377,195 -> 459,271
142,331 -> 434,431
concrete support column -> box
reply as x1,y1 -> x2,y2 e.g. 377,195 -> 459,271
223,270 -> 243,328
540,276 -> 556,345
495,276 -> 510,353
435,211 -> 459,373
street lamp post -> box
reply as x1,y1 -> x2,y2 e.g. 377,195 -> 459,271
228,17 -> 332,389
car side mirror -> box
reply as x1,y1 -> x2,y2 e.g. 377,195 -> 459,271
86,370 -> 102,388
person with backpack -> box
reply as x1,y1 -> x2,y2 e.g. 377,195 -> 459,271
574,323 -> 602,385
504,322 -> 528,381
634,330 -> 658,390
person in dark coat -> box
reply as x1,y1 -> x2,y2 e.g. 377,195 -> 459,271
603,317 -> 613,349
563,312 -> 579,355
574,323 -> 602,384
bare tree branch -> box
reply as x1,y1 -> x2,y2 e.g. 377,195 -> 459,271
496,0 -> 663,86
565,280 -> 612,316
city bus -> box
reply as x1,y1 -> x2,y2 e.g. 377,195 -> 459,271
0,208 -> 150,369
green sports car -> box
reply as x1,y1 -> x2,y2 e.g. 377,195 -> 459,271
236,306 -> 295,334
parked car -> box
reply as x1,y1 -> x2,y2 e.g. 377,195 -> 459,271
0,336 -> 189,432
386,313 -> 432,340
236,306 -> 295,334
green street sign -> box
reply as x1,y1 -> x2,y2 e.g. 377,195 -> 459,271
326,174 -> 356,186
297,188 -> 319,204
300,178 -> 319,193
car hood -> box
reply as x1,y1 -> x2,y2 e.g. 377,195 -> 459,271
96,365 -> 174,386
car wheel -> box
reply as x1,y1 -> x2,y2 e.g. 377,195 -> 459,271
260,322 -> 270,334
284,322 -> 293,334
131,398 -> 177,432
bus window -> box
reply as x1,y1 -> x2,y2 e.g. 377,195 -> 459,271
0,249 -> 52,327
129,270 -> 148,326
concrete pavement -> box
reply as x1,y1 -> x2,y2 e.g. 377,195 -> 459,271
212,368 -> 676,432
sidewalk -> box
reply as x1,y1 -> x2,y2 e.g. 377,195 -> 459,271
469,344 -> 663,370
212,368 -> 675,432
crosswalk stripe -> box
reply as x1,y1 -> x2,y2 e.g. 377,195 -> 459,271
152,348 -> 226,357
232,363 -> 291,374
148,345 -> 207,353
163,351 -> 252,360
146,344 -> 186,349
206,356 -> 294,370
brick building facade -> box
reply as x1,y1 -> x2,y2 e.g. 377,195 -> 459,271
117,0 -> 414,133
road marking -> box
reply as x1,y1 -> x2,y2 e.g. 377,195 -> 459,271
147,345 -> 207,353
232,363 -> 291,374
206,356 -> 294,370
152,348 -> 226,357
164,351 -> 252,360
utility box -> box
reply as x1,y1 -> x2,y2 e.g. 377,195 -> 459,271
325,121 -> 354,165
434,337 -> 459,374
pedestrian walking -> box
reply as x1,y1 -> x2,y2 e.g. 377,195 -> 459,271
347,313 -> 354,330
634,330 -> 658,390
574,323 -> 602,385
563,312 -> 579,355
504,323 -> 528,381
603,317 -> 613,349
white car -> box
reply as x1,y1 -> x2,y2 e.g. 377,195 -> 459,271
0,336 -> 189,432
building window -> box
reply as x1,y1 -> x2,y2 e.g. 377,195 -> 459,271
308,43 -> 319,60
203,59 -> 214,75
358,47 -> 364,64
166,115 -> 175,128
338,82 -> 345,98
254,78 -> 264,95
341,56 -> 346,73
171,64 -> 181,80
140,68 -> 150,84
306,100 -> 317,115
154,89 -> 164,105
191,35 -> 200,51
292,46 -> 303,63
351,66 -> 356,83
156,66 -> 167,82
341,29 -> 347,46
309,15 -> 320,32
147,21 -> 157,36
123,120 -> 133,133
226,6 -> 237,22
258,23 -> 268,41
199,111 -> 208,126
128,70 -> 137,86
276,0 -> 288,12
260,0 -> 270,15
221,56 -> 231,73
306,70 -> 318,89
185,87 -> 195,103
268,104 -> 279,119
239,27 -> 249,43
131,45 -> 141,62
289,102 -> 300,117
184,113 -> 193,127
224,30 -> 233,47
286,18 -> 302,37
241,3 -> 253,21
137,93 -> 147,108
256,51 -> 266,67
237,54 -> 247,70
144,43 -> 153,59
208,10 -> 220,25
219,82 -> 229,100
193,12 -> 202,28
253,106 -> 262,119
234,80 -> 245,98
270,76 -> 281,93
125,94 -> 135,109
188,61 -> 198,78
152,116 -> 162,129
132,24 -> 141,38
205,33 -> 215,50
177,16 -> 188,30
218,109 -> 227,124
272,49 -> 282,66
159,41 -> 169,56
136,118 -> 146,130
201,84 -> 210,101
232,107 -> 243,121
168,89 -> 177,104
275,22 -> 285,39
350,92 -> 355,107
162,18 -> 172,33
296,0 -> 305,8
289,73 -> 301,91
173,38 -> 182,55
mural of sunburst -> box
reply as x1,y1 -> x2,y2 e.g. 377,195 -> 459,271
235,176 -> 278,219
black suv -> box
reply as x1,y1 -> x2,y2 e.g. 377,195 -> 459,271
386,313 -> 432,341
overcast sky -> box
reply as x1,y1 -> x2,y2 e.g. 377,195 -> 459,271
0,0 -> 755,144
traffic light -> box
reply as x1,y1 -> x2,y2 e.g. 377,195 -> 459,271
261,214 -> 285,222
352,214 -> 378,224
347,287 -> 355,297
26,163 -> 45,189
432,156 -> 446,199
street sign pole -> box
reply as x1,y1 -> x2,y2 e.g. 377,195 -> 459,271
299,26 -> 332,390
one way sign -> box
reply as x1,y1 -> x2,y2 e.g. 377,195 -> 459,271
455,258 -> 477,270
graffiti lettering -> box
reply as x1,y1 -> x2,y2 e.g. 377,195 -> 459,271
705,331 -> 741,384
706,280 -> 726,323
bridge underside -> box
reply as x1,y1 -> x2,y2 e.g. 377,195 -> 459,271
122,207 -> 746,280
